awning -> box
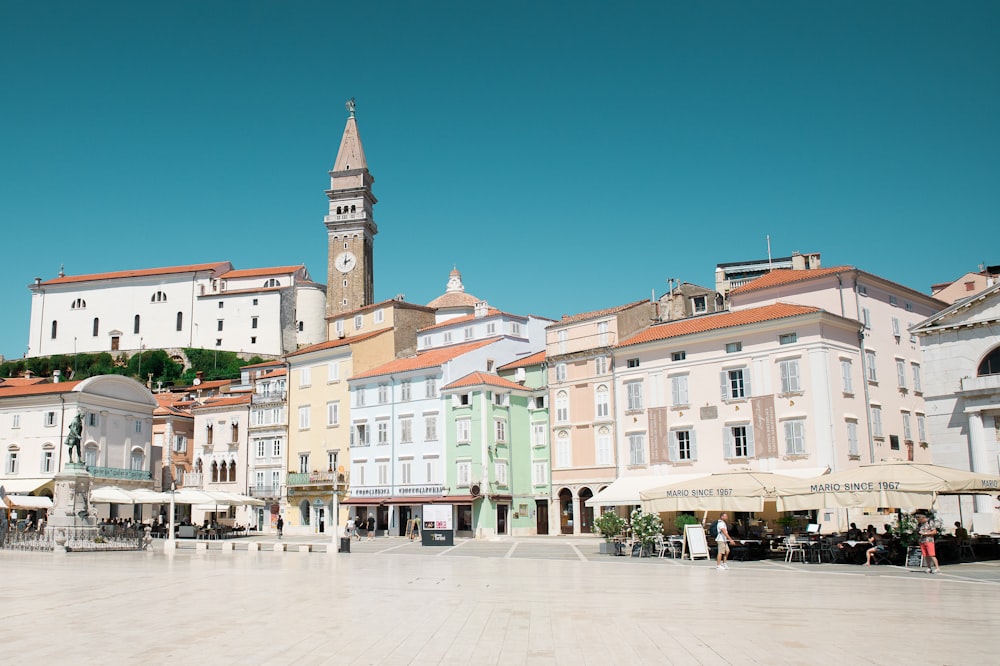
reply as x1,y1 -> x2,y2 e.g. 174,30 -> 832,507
585,474 -> 709,507
0,479 -> 51,494
7,495 -> 53,509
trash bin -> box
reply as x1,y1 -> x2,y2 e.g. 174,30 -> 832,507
339,537 -> 351,553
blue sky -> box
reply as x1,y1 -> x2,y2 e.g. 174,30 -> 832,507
2,1 -> 998,361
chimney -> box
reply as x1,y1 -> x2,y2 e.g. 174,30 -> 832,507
53,369 -> 61,383
474,300 -> 489,318
24,369 -> 33,380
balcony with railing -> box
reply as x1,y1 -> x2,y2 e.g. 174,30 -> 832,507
960,373 -> 1000,395
182,472 -> 204,487
86,466 -> 152,481
287,471 -> 348,487
252,391 -> 287,405
247,485 -> 280,499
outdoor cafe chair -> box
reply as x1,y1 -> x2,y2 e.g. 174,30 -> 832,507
958,539 -> 976,562
784,535 -> 807,563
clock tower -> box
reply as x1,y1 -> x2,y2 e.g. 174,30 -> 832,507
324,98 -> 377,320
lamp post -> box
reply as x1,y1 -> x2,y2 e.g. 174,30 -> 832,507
165,416 -> 177,552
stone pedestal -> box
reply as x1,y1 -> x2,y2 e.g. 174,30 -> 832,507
48,463 -> 98,551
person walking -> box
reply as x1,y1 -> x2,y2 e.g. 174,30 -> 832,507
714,512 -> 736,570
916,513 -> 940,574
366,514 -> 375,541
276,515 -> 284,540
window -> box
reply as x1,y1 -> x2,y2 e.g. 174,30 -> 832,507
691,295 -> 707,313
556,432 -> 571,468
355,387 -> 366,407
841,359 -> 854,394
400,381 -> 412,401
457,461 -> 471,487
891,317 -> 901,338
264,278 -> 280,288
532,461 -> 548,486
783,420 -> 806,455
595,356 -> 608,374
354,315 -> 363,330
299,454 -> 309,474
457,393 -> 470,406
173,434 -> 186,453
133,314 -> 141,334
130,450 -> 144,471
45,411 -> 56,426
175,312 -> 182,332
72,298 -> 86,309
912,364 -> 922,393
626,358 -> 640,368
151,291 -> 166,303
596,428 -> 612,465
628,433 -> 646,466
555,363 -> 567,382
595,386 -> 610,419
510,322 -> 521,336
722,368 -> 751,400
335,320 -> 344,337
871,405 -> 883,437
779,359 -> 801,394
555,391 -> 569,423
376,421 -> 388,444
890,434 -> 900,451
725,424 -> 755,459
299,367 -> 311,387
464,326 -> 474,341
425,415 -> 438,441
670,375 -> 689,407
672,351 -> 686,362
94,317 -> 100,336
326,401 -> 340,426
251,316 -> 258,329
597,321 -> 609,346
494,419 -> 507,442
378,384 -> 388,404
425,377 -> 437,398
486,323 -> 496,335
902,412 -> 912,442
352,423 -> 369,447
846,420 -> 859,457
84,446 -> 97,467
494,461 -> 508,486
493,392 -> 508,407
865,350 -> 877,382
532,423 -> 547,448
861,307 -> 871,329
725,342 -> 742,354
298,406 -> 310,429
6,450 -> 18,474
215,339 -> 222,347
217,319 -> 224,331
531,395 -> 547,410
257,440 -> 266,458
328,361 -> 340,382
626,380 -> 643,411
252,298 -> 259,306
401,461 -> 412,484
374,309 -> 384,324
89,413 -> 99,427
917,414 -> 926,442
456,419 -> 471,443
400,417 -> 413,443
670,429 -> 696,462
895,358 -> 907,389
11,414 -> 19,429
42,449 -> 53,473
889,295 -> 898,306
51,320 -> 57,339
443,332 -> 452,344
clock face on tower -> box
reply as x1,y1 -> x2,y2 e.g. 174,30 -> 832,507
336,251 -> 357,273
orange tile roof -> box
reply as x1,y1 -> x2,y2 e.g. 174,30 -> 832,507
728,266 -> 854,296
550,299 -> 651,326
0,380 -> 83,396
285,329 -> 389,358
191,394 -> 251,410
328,299 -> 435,319
0,377 -> 50,387
498,350 -> 546,371
258,369 -> 287,379
442,372 -> 530,392
418,309 -> 513,333
240,360 -> 285,370
351,338 -> 501,380
617,303 -> 822,347
219,265 -> 305,279
38,262 -> 232,286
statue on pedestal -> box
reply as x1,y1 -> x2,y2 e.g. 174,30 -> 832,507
65,412 -> 83,464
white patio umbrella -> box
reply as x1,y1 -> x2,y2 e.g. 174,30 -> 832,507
90,486 -> 139,505
775,461 -> 1000,511
640,470 -> 800,513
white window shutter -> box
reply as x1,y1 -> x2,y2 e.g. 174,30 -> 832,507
669,431 -> 679,462
744,370 -> 752,398
690,430 -> 698,461
747,425 -> 756,458
783,421 -> 793,455
720,371 -> 728,401
724,427 -> 733,458
780,362 -> 789,392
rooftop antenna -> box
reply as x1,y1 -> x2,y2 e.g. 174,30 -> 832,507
766,235 -> 773,271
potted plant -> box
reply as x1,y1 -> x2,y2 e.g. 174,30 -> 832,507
593,511 -> 625,554
776,515 -> 796,535
674,514 -> 700,535
629,508 -> 664,557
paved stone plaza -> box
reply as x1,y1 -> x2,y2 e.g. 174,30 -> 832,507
2,536 -> 998,665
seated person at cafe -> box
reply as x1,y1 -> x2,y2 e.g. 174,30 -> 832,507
954,522 -> 969,541
846,523 -> 863,540
864,533 -> 888,565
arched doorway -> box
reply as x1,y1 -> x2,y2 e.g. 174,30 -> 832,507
558,488 -> 574,535
578,487 -> 594,534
